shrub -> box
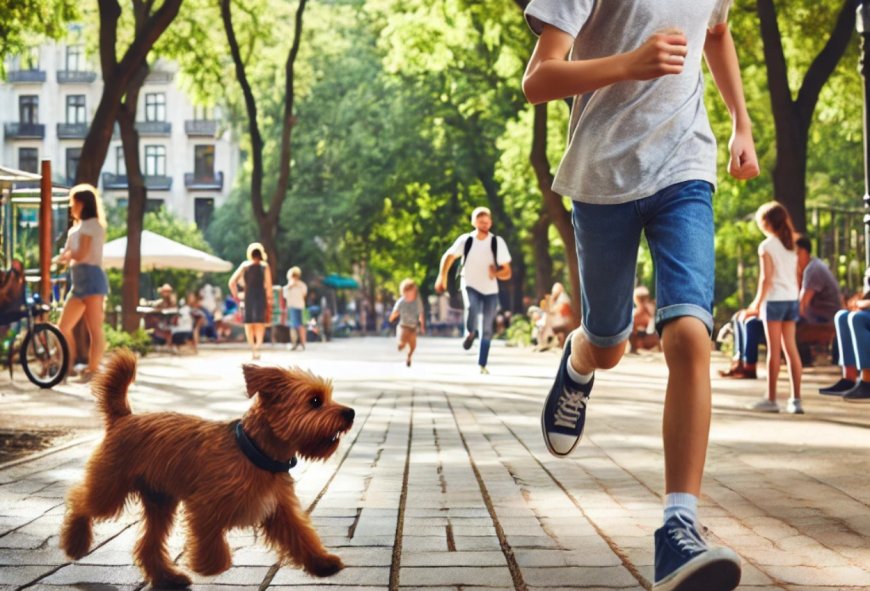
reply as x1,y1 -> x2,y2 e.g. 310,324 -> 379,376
505,315 -> 532,347
104,325 -> 151,357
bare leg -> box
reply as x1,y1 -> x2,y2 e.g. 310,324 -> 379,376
244,324 -> 255,356
58,297 -> 86,373
661,317 -> 711,496
82,295 -> 106,373
764,320 -> 784,403
780,321 -> 802,400
569,329 -> 625,375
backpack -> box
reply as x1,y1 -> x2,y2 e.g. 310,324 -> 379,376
447,233 -> 500,309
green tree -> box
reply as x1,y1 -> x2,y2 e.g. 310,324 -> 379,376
0,0 -> 78,77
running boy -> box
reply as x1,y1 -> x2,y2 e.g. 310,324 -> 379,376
390,279 -> 426,367
523,1 -> 758,590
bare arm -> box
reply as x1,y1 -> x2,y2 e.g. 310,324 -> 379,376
522,25 -> 688,105
747,253 -> 773,315
703,23 -> 759,180
799,289 -> 816,318
434,252 -> 458,293
490,263 -> 512,281
228,263 -> 245,300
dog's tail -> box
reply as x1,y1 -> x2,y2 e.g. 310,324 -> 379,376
92,348 -> 136,427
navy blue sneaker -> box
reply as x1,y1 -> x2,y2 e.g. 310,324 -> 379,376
819,378 -> 855,396
843,380 -> 870,403
541,333 -> 592,457
654,514 -> 741,591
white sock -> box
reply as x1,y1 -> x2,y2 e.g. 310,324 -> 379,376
664,492 -> 698,524
566,360 -> 593,386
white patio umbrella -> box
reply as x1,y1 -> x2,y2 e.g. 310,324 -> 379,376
102,230 -> 233,272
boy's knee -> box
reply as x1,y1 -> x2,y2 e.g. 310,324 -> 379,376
572,331 -> 625,370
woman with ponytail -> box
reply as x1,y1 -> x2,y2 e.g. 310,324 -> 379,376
745,201 -> 803,413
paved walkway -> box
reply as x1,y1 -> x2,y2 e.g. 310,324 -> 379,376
1,338 -> 869,590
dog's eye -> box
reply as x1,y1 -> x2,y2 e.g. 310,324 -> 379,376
310,396 -> 322,409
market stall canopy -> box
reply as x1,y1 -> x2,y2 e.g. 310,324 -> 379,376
103,230 -> 232,273
0,165 -> 41,184
322,273 -> 359,290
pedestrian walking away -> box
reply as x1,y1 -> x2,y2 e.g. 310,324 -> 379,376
434,206 -> 512,374
743,202 -> 804,415
229,243 -> 273,360
522,0 -> 758,589
390,278 -> 426,367
283,266 -> 308,351
55,183 -> 109,382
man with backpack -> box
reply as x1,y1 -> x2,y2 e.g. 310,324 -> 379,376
435,207 -> 512,374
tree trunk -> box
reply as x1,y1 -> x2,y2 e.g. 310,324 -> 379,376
531,210 -> 554,301
221,0 -> 307,279
530,103 -> 580,320
757,0 -> 858,232
118,63 -> 150,332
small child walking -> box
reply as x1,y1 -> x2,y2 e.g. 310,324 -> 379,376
390,279 -> 425,367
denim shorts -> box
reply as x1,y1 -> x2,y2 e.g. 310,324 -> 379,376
288,307 -> 304,329
762,300 -> 799,322
572,180 -> 715,347
70,264 -> 109,299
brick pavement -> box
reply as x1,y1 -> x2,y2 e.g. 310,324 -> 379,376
1,338 -> 868,590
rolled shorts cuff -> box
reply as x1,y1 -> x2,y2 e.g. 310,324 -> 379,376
655,304 -> 714,337
580,323 -> 634,349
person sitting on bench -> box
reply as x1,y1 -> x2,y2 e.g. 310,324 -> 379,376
819,290 -> 870,401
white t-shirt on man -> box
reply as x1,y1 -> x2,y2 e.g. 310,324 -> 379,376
447,232 -> 512,296
283,280 -> 308,309
758,236 -> 798,302
66,218 -> 105,266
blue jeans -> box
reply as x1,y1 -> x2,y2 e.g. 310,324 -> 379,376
572,180 -> 715,347
835,309 -> 870,370
732,316 -> 763,365
463,286 -> 498,366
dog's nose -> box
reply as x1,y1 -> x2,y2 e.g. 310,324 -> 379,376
342,407 -> 355,422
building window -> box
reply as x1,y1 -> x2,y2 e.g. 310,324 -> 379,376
21,47 -> 40,71
66,95 -> 86,124
144,145 -> 166,176
116,146 -> 126,175
66,148 -> 81,185
193,105 -> 212,120
18,148 -> 38,173
194,145 -> 215,179
195,198 -> 215,231
145,93 -> 166,122
146,199 -> 164,213
19,95 -> 39,123
66,45 -> 83,71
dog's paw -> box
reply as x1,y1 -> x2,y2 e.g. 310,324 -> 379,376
152,570 -> 192,589
59,516 -> 93,560
305,552 -> 344,577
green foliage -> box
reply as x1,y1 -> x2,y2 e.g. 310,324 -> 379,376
104,324 -> 151,356
0,0 -> 78,77
505,315 -> 532,347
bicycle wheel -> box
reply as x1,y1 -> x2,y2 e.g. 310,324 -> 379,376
21,323 -> 69,389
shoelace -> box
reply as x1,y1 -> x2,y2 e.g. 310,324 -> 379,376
553,389 -> 588,429
668,515 -> 708,555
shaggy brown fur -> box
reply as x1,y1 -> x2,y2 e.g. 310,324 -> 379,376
60,349 -> 354,588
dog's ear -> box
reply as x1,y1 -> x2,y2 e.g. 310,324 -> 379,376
242,364 -> 286,400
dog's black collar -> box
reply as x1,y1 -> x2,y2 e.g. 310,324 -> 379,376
233,420 -> 297,472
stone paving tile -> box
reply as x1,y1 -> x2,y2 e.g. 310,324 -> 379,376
39,563 -> 143,585
398,565 -> 514,587
270,565 -> 390,586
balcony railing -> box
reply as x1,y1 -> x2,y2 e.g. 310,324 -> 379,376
184,120 -> 218,137
102,172 -> 173,191
57,122 -> 88,139
184,171 -> 224,190
4,122 -> 45,139
136,121 -> 172,136
57,70 -> 98,84
7,70 -> 46,83
145,70 -> 174,83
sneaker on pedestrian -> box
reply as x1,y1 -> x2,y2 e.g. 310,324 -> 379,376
745,398 -> 779,413
785,398 -> 804,414
479,365 -> 489,375
653,514 -> 741,591
819,378 -> 855,396
541,333 -> 593,457
843,380 -> 870,403
463,330 -> 478,350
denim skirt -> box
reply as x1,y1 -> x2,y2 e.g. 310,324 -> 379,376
70,264 -> 109,299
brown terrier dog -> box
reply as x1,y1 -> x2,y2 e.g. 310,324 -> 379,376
60,349 -> 354,588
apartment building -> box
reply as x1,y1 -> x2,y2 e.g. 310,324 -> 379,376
0,32 -> 239,232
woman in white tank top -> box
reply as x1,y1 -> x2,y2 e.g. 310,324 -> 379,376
744,202 -> 803,414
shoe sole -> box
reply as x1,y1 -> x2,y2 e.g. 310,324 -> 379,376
541,330 -> 583,458
818,390 -> 847,396
844,397 -> 870,403
653,548 -> 741,591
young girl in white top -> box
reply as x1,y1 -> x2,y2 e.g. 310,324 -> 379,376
56,184 -> 109,380
745,202 -> 803,414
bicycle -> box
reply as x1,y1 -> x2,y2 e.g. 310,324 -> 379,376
1,260 -> 70,388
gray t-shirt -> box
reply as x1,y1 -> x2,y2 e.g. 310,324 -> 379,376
525,0 -> 732,204
800,258 -> 841,323
393,297 -> 424,328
